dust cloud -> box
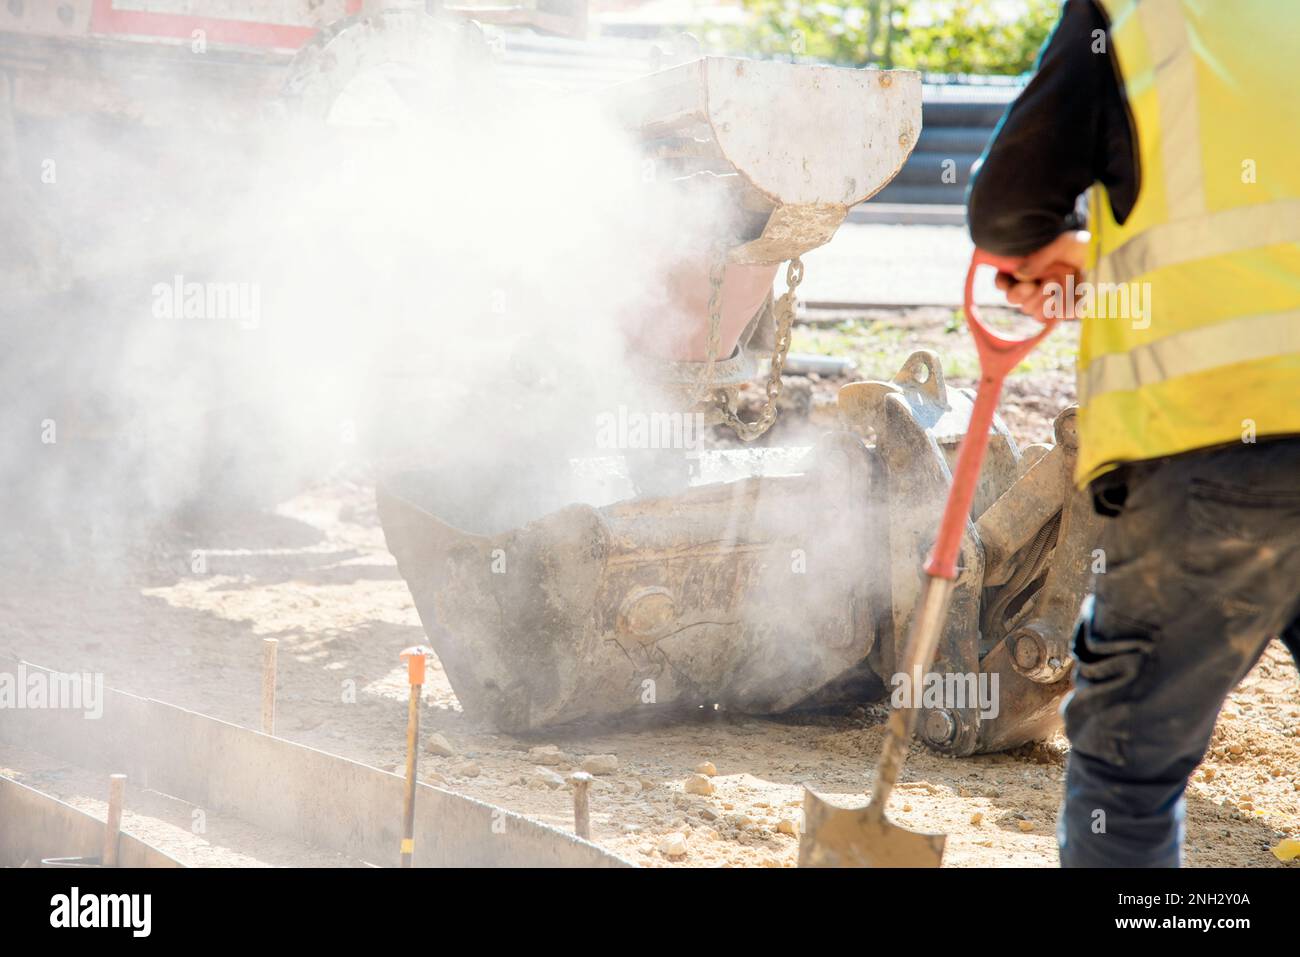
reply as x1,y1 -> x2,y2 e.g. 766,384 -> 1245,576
0,21 -> 889,731
0,25 -> 737,546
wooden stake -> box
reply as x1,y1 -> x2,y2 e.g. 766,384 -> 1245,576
102,773 -> 126,867
570,771 -> 593,840
261,638 -> 278,735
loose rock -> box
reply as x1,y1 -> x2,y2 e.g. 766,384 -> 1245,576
581,754 -> 619,775
659,832 -> 688,858
684,774 -> 715,796
424,732 -> 456,757
531,766 -> 566,789
529,745 -> 565,766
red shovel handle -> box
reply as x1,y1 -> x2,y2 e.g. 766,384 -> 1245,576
923,249 -> 1062,580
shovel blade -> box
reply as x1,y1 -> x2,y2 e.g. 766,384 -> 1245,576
798,788 -> 946,868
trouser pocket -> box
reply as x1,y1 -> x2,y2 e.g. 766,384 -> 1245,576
1063,595 -> 1156,768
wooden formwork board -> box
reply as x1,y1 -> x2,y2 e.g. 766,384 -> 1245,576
0,657 -> 631,868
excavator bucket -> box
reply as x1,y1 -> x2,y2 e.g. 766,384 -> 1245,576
378,350 -> 1099,747
379,436 -> 887,730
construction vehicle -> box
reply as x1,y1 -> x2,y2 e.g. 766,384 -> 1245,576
377,54 -> 1102,757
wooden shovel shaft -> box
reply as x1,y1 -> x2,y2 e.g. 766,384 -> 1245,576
872,369 -> 1006,807
867,352 -> 1011,814
866,575 -> 955,816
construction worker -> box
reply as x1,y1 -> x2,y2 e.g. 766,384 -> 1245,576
968,0 -> 1300,867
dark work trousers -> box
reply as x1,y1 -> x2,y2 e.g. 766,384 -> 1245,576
1057,437 -> 1300,867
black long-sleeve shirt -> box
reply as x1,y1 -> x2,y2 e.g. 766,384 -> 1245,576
967,0 -> 1139,257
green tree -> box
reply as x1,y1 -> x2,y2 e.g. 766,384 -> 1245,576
715,0 -> 1061,76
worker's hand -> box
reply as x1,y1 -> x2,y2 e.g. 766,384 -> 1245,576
995,230 -> 1090,321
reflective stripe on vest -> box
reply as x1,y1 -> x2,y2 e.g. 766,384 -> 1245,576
1097,200 -> 1300,286
1079,308 -> 1300,404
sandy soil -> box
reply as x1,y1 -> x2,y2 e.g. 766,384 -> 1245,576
2,309 -> 1297,868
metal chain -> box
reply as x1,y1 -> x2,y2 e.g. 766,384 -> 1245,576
709,256 -> 804,441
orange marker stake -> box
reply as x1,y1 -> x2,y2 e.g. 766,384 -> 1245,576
398,645 -> 433,868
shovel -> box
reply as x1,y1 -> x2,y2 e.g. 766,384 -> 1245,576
799,249 -> 1064,867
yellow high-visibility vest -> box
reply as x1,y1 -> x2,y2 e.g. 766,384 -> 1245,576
1078,0 -> 1300,486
